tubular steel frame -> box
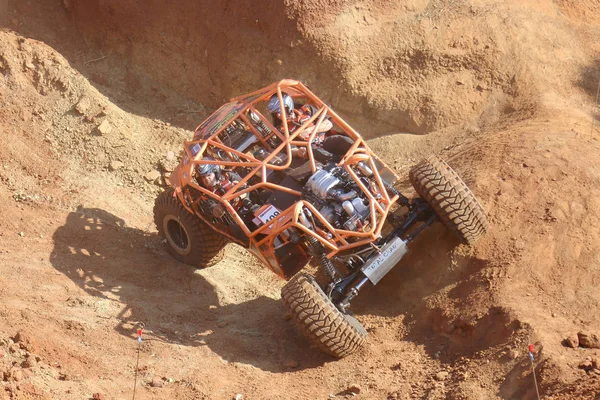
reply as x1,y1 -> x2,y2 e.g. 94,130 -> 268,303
169,79 -> 399,278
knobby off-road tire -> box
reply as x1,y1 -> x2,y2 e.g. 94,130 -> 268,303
281,272 -> 367,358
154,189 -> 227,268
409,156 -> 489,244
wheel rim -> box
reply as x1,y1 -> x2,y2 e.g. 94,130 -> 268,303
163,215 -> 191,255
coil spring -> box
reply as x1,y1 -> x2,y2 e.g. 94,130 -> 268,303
306,236 -> 337,281
383,180 -> 409,206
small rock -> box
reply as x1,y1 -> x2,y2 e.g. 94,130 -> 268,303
64,320 -> 85,331
551,312 -> 556,317
348,384 -> 361,394
564,334 -> 579,348
160,159 -> 178,173
92,393 -> 104,400
579,359 -> 593,371
234,394 -> 243,400
578,332 -> 600,349
144,170 -> 161,182
283,360 -> 298,368
509,350 -> 520,359
24,60 -> 35,70
150,376 -> 163,388
283,313 -> 292,321
9,368 -> 23,382
21,358 -> 35,368
74,97 -> 91,115
435,371 -> 449,381
109,161 -> 124,171
166,151 -> 175,161
217,321 -> 229,328
18,232 -> 24,237
96,120 -> 112,135
13,332 -> 24,343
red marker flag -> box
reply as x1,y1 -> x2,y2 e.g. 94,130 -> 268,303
137,328 -> 143,343
528,344 -> 535,361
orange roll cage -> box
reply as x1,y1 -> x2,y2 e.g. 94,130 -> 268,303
169,79 -> 399,278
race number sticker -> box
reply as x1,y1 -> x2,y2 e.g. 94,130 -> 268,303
256,204 -> 281,225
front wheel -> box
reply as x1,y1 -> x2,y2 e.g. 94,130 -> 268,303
409,156 -> 489,244
281,272 -> 367,358
153,189 -> 227,267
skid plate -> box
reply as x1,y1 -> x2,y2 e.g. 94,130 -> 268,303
361,236 -> 408,285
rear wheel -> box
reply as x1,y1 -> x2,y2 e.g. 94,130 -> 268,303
281,272 -> 367,358
409,156 -> 489,244
154,189 -> 227,267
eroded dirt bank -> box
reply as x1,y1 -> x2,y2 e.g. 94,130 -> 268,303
11,0 -> 591,135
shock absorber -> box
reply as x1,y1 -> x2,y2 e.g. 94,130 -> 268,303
248,110 -> 272,138
306,236 -> 338,282
383,180 -> 410,206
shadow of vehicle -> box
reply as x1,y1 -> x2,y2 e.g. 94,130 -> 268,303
578,60 -> 600,122
49,206 -> 327,372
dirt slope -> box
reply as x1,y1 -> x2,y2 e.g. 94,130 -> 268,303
3,0 -> 569,136
1,1 -> 600,399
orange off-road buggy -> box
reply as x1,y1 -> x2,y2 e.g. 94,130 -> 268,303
154,80 -> 489,357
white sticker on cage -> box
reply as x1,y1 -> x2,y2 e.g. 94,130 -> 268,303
256,205 -> 281,225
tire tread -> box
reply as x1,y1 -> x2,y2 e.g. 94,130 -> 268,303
153,189 -> 227,267
409,156 -> 489,244
281,272 -> 367,358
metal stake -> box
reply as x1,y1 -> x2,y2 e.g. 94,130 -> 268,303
132,324 -> 144,400
528,344 -> 541,400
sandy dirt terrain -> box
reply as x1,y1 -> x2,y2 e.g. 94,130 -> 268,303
1,0 -> 600,399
